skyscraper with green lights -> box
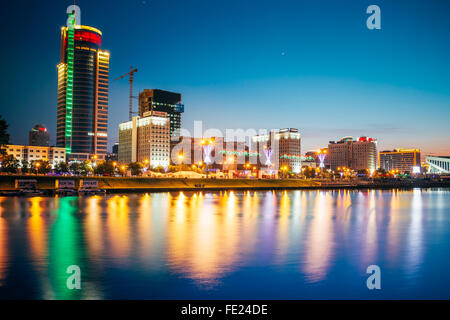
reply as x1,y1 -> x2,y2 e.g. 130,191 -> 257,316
56,20 -> 110,161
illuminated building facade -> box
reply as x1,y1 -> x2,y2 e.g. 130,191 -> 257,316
379,149 -> 421,173
139,89 -> 184,139
170,136 -> 218,166
328,136 -> 377,172
2,145 -> 66,165
251,128 -> 302,173
276,128 -> 302,173
118,111 -> 170,167
57,23 -> 110,161
29,124 -> 50,147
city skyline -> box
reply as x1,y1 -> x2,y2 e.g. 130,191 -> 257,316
1,0 -> 450,156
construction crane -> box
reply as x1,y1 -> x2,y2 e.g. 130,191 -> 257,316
114,66 -> 138,121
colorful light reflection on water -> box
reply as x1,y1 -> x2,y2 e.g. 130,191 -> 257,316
0,189 -> 449,299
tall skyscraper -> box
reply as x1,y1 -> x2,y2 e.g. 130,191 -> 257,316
56,19 -> 110,161
29,124 -> 50,147
139,89 -> 184,138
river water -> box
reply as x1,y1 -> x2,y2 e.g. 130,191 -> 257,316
0,189 -> 449,299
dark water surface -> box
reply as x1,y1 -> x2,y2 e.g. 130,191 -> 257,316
0,189 -> 449,299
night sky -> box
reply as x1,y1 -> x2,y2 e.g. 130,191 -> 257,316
1,0 -> 449,155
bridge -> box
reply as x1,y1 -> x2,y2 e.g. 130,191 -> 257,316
426,156 -> 450,174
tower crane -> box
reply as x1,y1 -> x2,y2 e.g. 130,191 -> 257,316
114,66 -> 138,121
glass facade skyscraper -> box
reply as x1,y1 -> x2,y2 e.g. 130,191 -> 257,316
56,23 -> 110,160
138,89 -> 184,139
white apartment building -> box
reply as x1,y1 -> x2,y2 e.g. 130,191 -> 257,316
3,145 -> 66,165
118,111 -> 171,168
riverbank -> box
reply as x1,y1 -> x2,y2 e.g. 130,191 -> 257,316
0,175 -> 449,194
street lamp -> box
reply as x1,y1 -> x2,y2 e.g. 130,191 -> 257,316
35,162 -> 40,175
280,166 -> 288,179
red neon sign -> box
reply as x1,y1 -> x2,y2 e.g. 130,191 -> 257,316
74,30 -> 101,46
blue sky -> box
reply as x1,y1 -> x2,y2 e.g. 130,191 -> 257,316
0,0 -> 449,155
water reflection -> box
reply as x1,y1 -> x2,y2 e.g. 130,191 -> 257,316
106,195 -> 131,261
167,191 -> 241,286
0,189 -> 449,299
0,198 -> 7,285
303,191 -> 335,282
405,189 -> 424,278
28,197 -> 47,266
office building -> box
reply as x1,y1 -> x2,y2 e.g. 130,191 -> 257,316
112,142 -> 119,155
2,145 -> 66,165
252,128 -> 302,173
139,89 -> 184,138
426,156 -> 450,174
56,20 -> 110,160
379,149 -> 421,173
328,136 -> 377,172
118,111 -> 170,167
29,124 -> 50,147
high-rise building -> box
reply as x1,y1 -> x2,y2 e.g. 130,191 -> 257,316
139,89 -> 184,138
379,149 -> 421,173
118,111 -> 170,167
275,128 -> 302,173
29,124 -> 50,147
252,128 -> 302,173
328,136 -> 377,172
56,20 -> 110,161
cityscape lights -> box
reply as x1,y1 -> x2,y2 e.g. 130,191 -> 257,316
263,146 -> 272,166
201,139 -> 214,164
318,149 -> 327,168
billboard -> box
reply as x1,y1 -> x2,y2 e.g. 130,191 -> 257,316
15,180 -> 37,190
56,180 -> 75,189
80,180 -> 98,189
